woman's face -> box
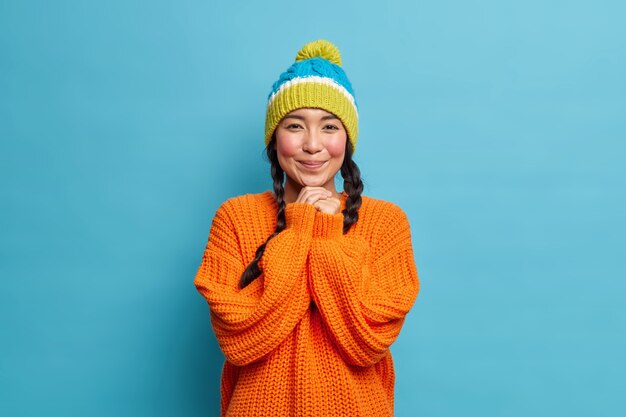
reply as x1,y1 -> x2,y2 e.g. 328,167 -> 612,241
274,107 -> 347,190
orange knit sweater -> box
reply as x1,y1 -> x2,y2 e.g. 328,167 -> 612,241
194,190 -> 420,416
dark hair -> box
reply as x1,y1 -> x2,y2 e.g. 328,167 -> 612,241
238,133 -> 364,289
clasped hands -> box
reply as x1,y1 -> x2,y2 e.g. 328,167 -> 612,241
294,186 -> 341,215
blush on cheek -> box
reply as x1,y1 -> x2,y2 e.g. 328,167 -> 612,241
276,137 -> 299,157
325,138 -> 346,157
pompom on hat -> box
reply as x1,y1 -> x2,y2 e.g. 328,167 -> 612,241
264,40 -> 359,152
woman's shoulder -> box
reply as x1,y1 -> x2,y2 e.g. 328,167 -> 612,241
360,194 -> 408,220
215,190 -> 277,220
220,190 -> 275,208
358,194 -> 412,236
215,190 -> 408,224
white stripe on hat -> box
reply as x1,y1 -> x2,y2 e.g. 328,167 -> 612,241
267,75 -> 359,120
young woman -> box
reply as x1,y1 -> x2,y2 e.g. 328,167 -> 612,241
194,39 -> 420,417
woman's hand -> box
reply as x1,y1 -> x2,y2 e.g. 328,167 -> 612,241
295,186 -> 341,215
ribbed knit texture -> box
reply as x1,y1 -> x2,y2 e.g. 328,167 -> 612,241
194,190 -> 420,417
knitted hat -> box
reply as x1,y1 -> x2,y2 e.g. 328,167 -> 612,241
264,40 -> 359,152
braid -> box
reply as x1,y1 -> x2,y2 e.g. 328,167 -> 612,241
238,136 -> 286,289
340,141 -> 364,234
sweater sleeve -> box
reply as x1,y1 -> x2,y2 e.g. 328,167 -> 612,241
194,201 -> 317,366
307,205 -> 420,367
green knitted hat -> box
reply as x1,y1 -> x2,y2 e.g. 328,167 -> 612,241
264,40 -> 359,152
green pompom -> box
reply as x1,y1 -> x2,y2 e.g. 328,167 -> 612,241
295,39 -> 342,66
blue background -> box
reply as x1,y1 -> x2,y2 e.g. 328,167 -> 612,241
1,0 -> 625,416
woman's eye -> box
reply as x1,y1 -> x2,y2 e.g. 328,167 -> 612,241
324,124 -> 339,130
286,123 -> 302,129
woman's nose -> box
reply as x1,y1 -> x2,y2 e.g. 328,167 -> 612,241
303,130 -> 323,152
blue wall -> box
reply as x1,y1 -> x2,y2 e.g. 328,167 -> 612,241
1,0 -> 624,416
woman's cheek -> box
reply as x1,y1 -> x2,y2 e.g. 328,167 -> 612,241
326,136 -> 347,157
276,137 -> 299,157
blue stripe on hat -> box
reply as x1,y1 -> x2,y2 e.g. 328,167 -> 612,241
268,58 -> 356,103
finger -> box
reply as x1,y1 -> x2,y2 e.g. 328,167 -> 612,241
297,186 -> 330,200
313,198 -> 341,214
303,192 -> 329,205
295,189 -> 324,204
296,187 -> 332,203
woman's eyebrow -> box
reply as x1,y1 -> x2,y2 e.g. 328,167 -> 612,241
284,114 -> 339,120
283,114 -> 305,120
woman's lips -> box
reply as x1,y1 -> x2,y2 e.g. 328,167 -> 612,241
298,160 -> 327,170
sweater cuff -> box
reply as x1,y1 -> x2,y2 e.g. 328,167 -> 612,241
312,211 -> 344,239
284,203 -> 316,234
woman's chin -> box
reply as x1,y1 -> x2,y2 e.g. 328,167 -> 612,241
301,178 -> 325,187
289,172 -> 331,188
